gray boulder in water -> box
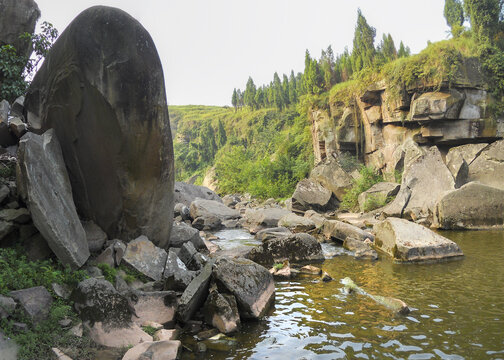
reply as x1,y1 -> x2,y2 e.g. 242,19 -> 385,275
24,6 -> 174,248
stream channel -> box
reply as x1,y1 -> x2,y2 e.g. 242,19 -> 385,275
184,229 -> 504,359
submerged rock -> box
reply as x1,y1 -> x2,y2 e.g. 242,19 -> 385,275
17,130 -> 89,268
213,257 -> 275,319
203,287 -> 240,334
24,6 -> 174,248
373,217 -> 463,262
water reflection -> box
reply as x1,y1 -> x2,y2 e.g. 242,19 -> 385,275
183,230 -> 504,359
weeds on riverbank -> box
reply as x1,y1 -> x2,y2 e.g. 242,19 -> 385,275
0,247 -> 96,359
340,166 -> 383,212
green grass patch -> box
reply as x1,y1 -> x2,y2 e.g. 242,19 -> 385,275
340,165 -> 383,212
0,247 -> 96,359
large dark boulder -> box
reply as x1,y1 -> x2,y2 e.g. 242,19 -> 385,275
17,130 -> 90,268
0,0 -> 40,59
24,6 -> 174,247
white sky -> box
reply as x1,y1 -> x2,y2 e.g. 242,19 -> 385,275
35,0 -> 449,106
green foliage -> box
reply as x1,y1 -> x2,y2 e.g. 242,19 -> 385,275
172,105 -> 313,199
444,0 -> 465,36
0,247 -> 87,296
0,247 -> 95,359
97,263 -> 117,284
340,166 -> 383,211
142,325 -> 158,336
0,161 -> 16,179
464,0 -> 502,41
0,21 -> 58,102
362,193 -> 392,212
273,263 -> 284,270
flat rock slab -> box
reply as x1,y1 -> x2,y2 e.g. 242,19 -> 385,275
374,217 -> 463,262
132,292 -> 177,326
434,182 -> 504,229
0,331 -> 19,360
212,257 -> 275,319
123,236 -> 167,281
86,322 -> 152,348
278,213 -> 316,233
248,233 -> 324,266
122,340 -> 181,360
17,130 -> 89,268
9,286 -> 53,324
322,220 -> 374,242
243,208 -> 291,228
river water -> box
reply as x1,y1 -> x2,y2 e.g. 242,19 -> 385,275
196,229 -> 504,360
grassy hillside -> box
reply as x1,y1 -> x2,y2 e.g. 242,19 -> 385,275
169,105 -> 313,199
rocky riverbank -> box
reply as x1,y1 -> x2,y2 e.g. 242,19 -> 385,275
1,1 -> 503,360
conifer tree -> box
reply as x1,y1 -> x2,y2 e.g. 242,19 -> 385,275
231,88 -> 238,111
244,76 -> 257,110
273,72 -> 284,110
444,0 -> 465,37
282,74 -> 290,106
216,119 -> 227,148
352,9 -> 376,71
397,41 -> 411,58
288,70 -> 298,104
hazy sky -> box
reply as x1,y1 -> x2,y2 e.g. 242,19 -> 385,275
35,0 -> 449,106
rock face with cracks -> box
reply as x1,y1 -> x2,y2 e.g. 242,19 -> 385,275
24,6 -> 174,248
212,257 -> 275,319
17,130 -> 89,268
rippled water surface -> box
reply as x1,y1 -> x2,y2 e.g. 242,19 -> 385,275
189,230 -> 504,359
